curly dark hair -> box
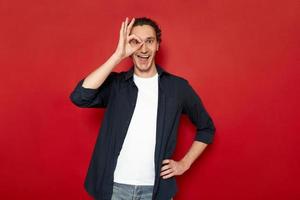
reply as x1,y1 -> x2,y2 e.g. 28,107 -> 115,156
132,17 -> 162,43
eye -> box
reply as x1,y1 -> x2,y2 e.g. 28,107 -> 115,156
130,39 -> 139,45
146,39 -> 154,44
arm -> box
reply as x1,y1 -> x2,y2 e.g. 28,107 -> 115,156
160,141 -> 207,179
181,140 -> 208,169
160,80 -> 216,179
82,17 -> 142,89
69,17 -> 143,107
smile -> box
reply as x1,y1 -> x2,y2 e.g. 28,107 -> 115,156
137,55 -> 150,59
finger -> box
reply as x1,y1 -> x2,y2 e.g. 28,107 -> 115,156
163,172 -> 174,179
160,168 -> 173,176
131,42 -> 143,53
160,164 -> 171,172
119,22 -> 124,39
127,18 -> 135,36
128,34 -> 142,43
162,159 -> 170,164
124,17 -> 129,36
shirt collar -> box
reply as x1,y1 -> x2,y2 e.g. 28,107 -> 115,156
125,64 -> 167,81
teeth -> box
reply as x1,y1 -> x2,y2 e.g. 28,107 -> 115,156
138,55 -> 150,58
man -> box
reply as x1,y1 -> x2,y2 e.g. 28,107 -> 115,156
70,17 -> 216,200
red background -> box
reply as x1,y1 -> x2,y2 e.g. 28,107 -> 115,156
1,0 -> 299,199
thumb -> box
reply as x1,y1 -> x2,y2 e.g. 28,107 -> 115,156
133,42 -> 143,52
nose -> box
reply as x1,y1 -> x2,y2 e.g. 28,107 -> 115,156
141,42 -> 148,53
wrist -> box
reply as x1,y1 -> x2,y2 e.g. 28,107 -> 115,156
180,159 -> 191,171
110,52 -> 123,64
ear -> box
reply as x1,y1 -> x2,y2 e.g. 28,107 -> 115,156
156,43 -> 160,51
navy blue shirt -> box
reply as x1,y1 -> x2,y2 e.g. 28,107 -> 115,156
69,65 -> 216,200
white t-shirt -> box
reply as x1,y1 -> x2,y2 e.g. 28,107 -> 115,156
113,72 -> 159,185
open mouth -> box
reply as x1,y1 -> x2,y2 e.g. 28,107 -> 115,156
137,55 -> 150,60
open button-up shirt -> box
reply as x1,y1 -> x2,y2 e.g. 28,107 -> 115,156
69,65 -> 216,200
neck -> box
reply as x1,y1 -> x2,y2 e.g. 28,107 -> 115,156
134,63 -> 157,78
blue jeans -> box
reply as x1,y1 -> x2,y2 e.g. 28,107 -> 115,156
111,182 -> 174,200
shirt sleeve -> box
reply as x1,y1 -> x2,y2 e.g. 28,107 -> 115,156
182,80 -> 216,144
69,72 -> 118,108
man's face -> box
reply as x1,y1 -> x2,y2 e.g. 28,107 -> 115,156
130,25 -> 159,72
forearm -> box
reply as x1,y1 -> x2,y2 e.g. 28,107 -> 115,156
82,53 -> 122,89
82,18 -> 142,89
180,141 -> 208,169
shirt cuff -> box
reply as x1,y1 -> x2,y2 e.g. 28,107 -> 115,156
77,79 -> 99,100
195,131 -> 214,144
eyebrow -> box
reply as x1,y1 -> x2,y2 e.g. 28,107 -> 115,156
131,36 -> 156,42
146,37 -> 155,40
